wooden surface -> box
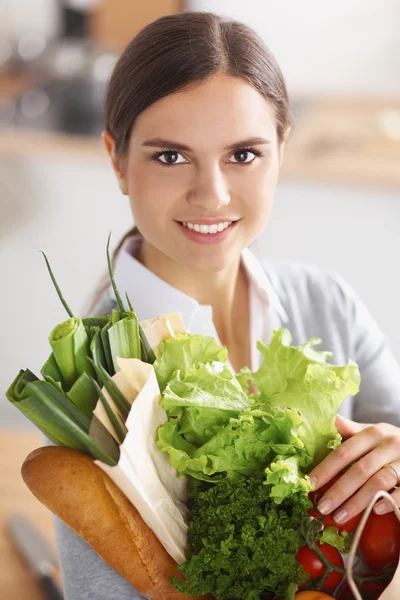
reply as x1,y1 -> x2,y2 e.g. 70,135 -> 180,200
0,431 -> 63,599
282,98 -> 400,189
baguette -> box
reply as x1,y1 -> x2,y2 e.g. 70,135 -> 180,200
21,446 -> 205,600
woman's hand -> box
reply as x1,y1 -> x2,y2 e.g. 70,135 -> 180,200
308,415 -> 400,524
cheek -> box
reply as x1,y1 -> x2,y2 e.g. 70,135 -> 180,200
239,160 -> 279,224
126,164 -> 178,226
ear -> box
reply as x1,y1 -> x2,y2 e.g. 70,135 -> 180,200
278,125 -> 292,166
102,131 -> 128,195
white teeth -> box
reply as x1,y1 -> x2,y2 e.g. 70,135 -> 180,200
182,221 -> 233,234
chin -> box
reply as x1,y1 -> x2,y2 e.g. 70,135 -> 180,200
178,248 -> 239,274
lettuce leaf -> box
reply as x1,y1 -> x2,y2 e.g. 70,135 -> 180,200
251,330 -> 360,466
155,329 -> 361,502
154,333 -> 227,392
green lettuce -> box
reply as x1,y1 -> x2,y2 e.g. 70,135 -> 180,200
154,333 -> 228,391
155,329 -> 360,502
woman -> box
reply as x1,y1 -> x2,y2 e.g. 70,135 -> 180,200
56,11 -> 400,599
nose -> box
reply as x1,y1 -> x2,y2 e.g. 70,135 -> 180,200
187,165 -> 230,212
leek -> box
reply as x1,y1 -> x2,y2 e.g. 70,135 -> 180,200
49,317 -> 95,390
100,319 -> 115,374
67,372 -> 99,418
91,378 -> 127,445
108,311 -> 141,373
6,371 -> 119,465
89,358 -> 131,421
90,326 -> 108,371
126,293 -> 156,364
41,353 -> 64,392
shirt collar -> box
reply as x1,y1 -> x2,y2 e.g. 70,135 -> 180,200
112,234 -> 288,326
241,248 -> 288,323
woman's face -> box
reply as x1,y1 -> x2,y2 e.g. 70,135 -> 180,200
109,74 -> 287,273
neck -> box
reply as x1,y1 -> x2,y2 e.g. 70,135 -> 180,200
137,240 -> 248,349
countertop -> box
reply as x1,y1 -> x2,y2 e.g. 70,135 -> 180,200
0,431 -> 63,599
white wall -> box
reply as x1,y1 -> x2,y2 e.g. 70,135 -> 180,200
1,152 -> 399,427
188,0 -> 400,97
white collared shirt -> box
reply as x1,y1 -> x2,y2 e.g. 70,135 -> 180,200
92,233 -> 400,424
108,235 -> 288,371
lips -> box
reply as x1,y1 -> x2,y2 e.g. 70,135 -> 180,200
176,219 -> 238,245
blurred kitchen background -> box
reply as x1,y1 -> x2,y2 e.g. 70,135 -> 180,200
0,1 -> 399,594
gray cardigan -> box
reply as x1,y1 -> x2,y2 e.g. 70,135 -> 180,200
54,259 -> 400,599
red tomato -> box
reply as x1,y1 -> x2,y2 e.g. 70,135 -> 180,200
358,511 -> 400,573
307,506 -> 362,534
336,574 -> 392,600
308,473 -> 362,533
296,543 -> 344,592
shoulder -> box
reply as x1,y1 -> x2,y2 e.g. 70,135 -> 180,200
260,256 -> 355,314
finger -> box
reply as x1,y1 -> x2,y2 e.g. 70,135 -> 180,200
310,423 -> 388,491
374,484 -> 400,515
329,461 -> 400,524
314,443 -> 397,519
335,414 -> 370,438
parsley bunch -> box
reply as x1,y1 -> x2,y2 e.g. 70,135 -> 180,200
173,477 -> 311,600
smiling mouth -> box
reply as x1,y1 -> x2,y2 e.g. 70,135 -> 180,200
177,220 -> 237,234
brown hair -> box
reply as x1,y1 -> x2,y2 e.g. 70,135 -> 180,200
89,11 -> 291,313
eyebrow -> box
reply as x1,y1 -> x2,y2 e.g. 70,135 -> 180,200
141,137 -> 271,152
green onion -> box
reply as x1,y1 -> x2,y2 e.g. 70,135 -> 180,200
40,251 -> 74,318
107,232 -> 125,312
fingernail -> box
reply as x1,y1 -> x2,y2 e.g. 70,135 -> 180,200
317,499 -> 332,515
375,503 -> 389,515
334,509 -> 348,524
309,476 -> 318,488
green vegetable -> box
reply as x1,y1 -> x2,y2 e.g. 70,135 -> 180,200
172,477 -> 311,600
49,317 -> 94,390
250,329 -> 360,466
156,329 -> 360,502
6,370 -> 119,465
319,526 -> 352,554
108,310 -> 141,372
155,333 -> 228,392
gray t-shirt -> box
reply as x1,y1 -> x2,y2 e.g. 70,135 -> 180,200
54,259 -> 400,599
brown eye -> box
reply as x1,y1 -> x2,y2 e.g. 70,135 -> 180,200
229,149 -> 260,164
155,151 -> 186,165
